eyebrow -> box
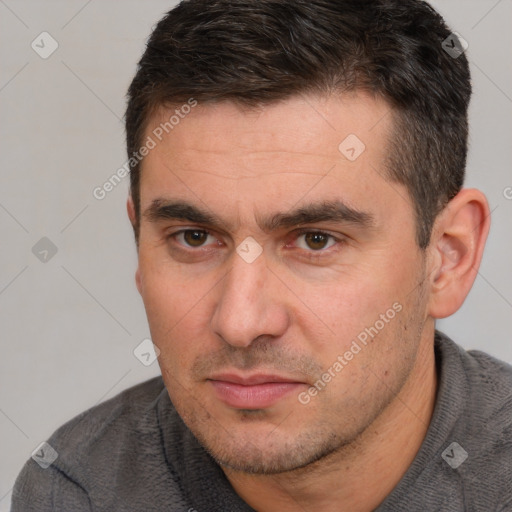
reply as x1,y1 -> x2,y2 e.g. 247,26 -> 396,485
143,198 -> 374,233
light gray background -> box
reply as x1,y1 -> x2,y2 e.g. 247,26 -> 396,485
0,0 -> 511,508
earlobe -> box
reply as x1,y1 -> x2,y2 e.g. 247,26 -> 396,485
428,188 -> 490,319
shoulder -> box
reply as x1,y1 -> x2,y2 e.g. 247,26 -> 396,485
379,334 -> 512,511
437,332 -> 512,427
463,345 -> 512,430
11,376 -> 171,511
465,345 -> 512,385
446,337 -> 512,508
46,374 -> 166,462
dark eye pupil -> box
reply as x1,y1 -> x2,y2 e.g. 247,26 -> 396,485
305,233 -> 327,250
184,230 -> 207,247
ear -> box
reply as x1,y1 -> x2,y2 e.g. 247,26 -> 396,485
126,194 -> 142,295
127,194 -> 137,227
427,188 -> 490,319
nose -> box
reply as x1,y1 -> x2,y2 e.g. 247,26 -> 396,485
210,246 -> 289,348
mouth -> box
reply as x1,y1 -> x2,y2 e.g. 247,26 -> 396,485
207,373 -> 306,409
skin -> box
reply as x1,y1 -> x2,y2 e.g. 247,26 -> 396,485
127,92 -> 490,511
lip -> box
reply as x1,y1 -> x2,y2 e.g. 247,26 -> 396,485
209,373 -> 302,386
208,373 -> 305,409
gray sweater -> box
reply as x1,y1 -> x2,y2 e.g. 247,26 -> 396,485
11,331 -> 512,511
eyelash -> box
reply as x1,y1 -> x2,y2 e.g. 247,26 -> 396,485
167,228 -> 343,258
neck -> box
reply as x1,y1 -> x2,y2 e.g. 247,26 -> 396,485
222,333 -> 438,512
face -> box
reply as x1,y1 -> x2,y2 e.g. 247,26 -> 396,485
133,92 -> 430,474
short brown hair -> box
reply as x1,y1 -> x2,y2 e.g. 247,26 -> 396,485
125,0 -> 471,248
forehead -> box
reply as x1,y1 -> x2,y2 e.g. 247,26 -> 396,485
138,92 -> 413,235
144,92 -> 392,172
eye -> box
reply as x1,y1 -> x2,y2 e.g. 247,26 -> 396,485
293,230 -> 338,252
171,229 -> 218,248
168,228 -> 341,255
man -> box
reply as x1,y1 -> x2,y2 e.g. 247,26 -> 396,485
11,0 -> 512,510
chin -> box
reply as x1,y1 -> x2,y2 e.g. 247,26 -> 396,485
194,424 -> 347,475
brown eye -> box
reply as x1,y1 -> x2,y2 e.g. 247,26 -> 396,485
181,230 -> 210,247
304,232 -> 331,251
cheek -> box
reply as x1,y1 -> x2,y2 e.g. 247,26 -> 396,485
303,273 -> 397,341
139,250 -> 205,323
301,264 -> 415,376
138,260 -> 211,366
